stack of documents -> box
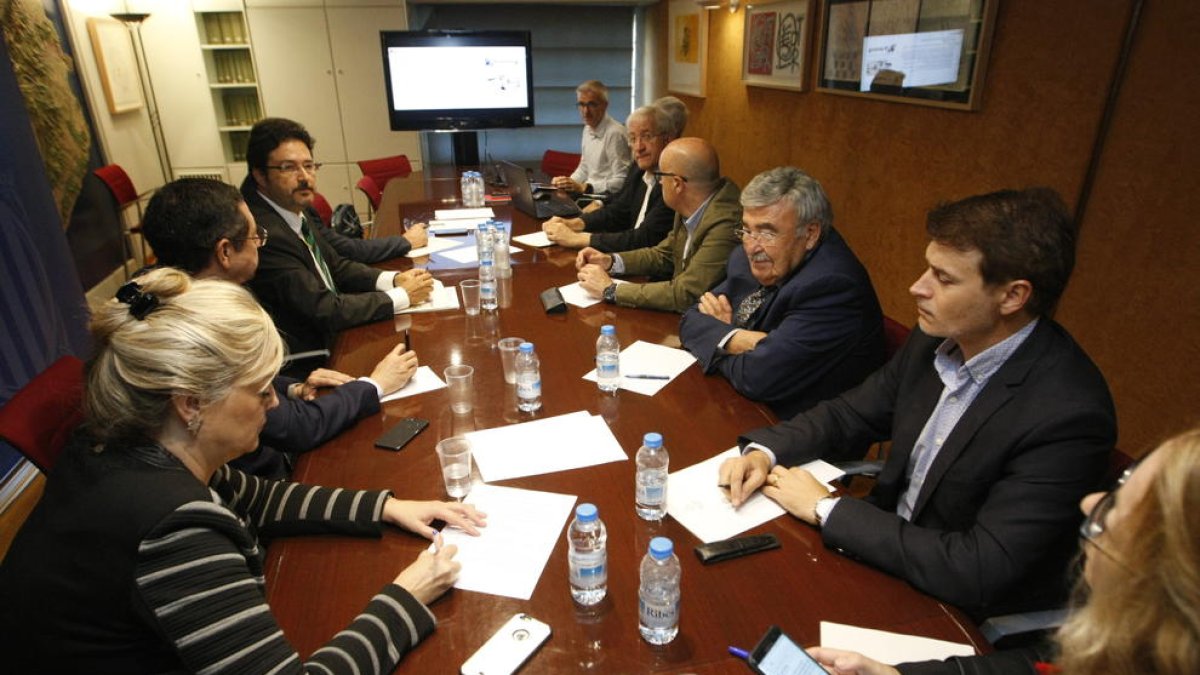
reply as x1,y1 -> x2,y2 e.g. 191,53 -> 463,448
581,340 -> 697,395
464,410 -> 627,482
428,207 -> 496,235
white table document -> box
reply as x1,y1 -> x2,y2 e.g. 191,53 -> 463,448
582,340 -> 697,396
557,279 -> 628,308
433,207 -> 495,221
405,236 -> 467,258
379,366 -> 446,403
666,447 -> 845,543
428,220 -> 487,235
397,280 -> 461,314
465,410 -> 628,482
819,621 -> 975,664
441,242 -> 524,264
439,484 -> 577,600
512,231 -> 553,248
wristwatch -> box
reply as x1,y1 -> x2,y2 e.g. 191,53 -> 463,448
602,283 -> 618,304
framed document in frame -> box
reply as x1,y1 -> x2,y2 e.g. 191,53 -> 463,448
668,0 -> 708,97
742,0 -> 815,92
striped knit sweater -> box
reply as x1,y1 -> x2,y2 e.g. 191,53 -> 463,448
0,438 -> 435,673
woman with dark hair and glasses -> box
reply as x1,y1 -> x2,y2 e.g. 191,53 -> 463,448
0,268 -> 486,673
806,428 -> 1200,674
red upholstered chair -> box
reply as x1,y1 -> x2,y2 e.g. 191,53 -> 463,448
311,191 -> 334,225
882,315 -> 912,361
0,355 -> 86,474
356,154 -> 412,187
355,175 -> 383,218
93,164 -> 155,267
541,149 -> 581,179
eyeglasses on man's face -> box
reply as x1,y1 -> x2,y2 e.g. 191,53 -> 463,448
265,162 -> 322,176
735,228 -> 782,245
652,171 -> 688,184
238,225 -> 269,247
627,132 -> 664,146
576,100 -> 603,109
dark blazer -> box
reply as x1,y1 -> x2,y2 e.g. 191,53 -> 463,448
584,163 -> 676,254
679,227 -> 884,418
740,320 -> 1116,617
241,179 -> 393,355
319,219 -> 411,264
897,647 -> 1044,675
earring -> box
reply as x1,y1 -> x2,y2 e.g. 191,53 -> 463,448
187,416 -> 203,437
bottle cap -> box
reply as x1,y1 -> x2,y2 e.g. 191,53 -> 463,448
643,432 -> 663,448
601,325 -> 615,336
575,503 -> 598,522
649,536 -> 673,559
519,342 -> 533,353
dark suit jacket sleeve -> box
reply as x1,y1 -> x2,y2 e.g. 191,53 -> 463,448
261,379 -> 380,453
897,648 -> 1042,675
589,191 -> 675,253
321,227 -> 412,264
582,164 -> 641,233
681,266 -> 872,405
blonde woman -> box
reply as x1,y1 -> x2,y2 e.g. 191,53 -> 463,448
807,428 -> 1200,674
0,268 -> 486,673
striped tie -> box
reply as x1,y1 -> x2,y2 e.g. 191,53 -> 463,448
300,217 -> 338,293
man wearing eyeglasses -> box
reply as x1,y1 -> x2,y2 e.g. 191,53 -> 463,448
720,188 -> 1116,619
141,177 -> 420,478
574,137 -> 740,313
542,105 -> 679,253
550,80 -> 629,197
241,118 -> 433,362
679,167 -> 885,420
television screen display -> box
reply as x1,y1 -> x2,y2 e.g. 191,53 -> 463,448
381,30 -> 535,131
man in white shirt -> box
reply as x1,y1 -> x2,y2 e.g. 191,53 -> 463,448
551,80 -> 629,196
241,118 -> 433,359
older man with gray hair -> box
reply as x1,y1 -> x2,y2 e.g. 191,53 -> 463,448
551,80 -> 630,196
679,166 -> 885,418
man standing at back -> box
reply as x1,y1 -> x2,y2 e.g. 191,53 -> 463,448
575,137 -> 740,313
680,167 -> 884,419
241,117 -> 433,359
719,188 -> 1117,618
551,80 -> 629,197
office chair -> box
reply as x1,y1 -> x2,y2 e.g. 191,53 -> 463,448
311,191 -> 334,225
355,175 -> 383,219
835,316 -> 912,482
882,315 -> 911,361
93,164 -> 155,270
0,355 -> 86,474
356,154 -> 413,187
540,149 -> 581,179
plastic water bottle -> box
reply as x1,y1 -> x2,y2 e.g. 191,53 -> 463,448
635,432 -> 668,520
461,171 -> 483,208
568,503 -> 607,605
494,225 -> 512,279
476,222 -> 495,264
516,342 -> 542,412
638,536 -> 680,645
479,259 -> 497,311
596,325 -> 620,393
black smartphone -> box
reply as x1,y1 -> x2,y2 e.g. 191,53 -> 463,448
374,417 -> 429,451
747,626 -> 825,675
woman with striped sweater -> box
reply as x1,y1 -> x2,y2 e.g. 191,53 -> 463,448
0,267 -> 486,673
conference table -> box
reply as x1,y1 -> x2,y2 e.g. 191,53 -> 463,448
263,169 -> 987,673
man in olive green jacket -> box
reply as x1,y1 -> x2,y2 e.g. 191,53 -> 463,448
575,137 -> 740,312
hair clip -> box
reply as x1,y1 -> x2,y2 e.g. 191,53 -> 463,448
115,281 -> 159,320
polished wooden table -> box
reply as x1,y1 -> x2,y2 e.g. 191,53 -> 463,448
264,173 -> 986,673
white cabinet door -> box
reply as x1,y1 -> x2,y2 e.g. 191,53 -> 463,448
245,7 -> 348,162
325,6 -> 422,168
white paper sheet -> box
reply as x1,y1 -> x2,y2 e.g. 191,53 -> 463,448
397,280 -> 461,314
465,411 -> 628,482
581,340 -> 696,395
860,29 -> 964,91
428,220 -> 487,235
819,621 -> 975,665
512,231 -> 554,248
379,366 -> 446,403
558,279 -> 629,308
438,484 -> 577,600
433,207 -> 495,220
666,448 -> 846,544
441,243 -> 525,264
405,236 -> 467,258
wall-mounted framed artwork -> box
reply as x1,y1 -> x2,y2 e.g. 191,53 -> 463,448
87,17 -> 143,115
817,0 -> 999,110
742,0 -> 815,91
668,0 -> 708,97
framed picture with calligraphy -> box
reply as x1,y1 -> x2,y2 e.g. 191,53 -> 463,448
742,0 -> 814,91
668,0 -> 708,97
816,0 -> 999,110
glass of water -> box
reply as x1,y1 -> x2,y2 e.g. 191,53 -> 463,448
435,436 -> 473,500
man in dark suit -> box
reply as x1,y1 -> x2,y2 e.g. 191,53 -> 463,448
142,177 -> 419,477
542,105 -> 677,253
679,167 -> 884,419
241,118 -> 433,357
720,188 -> 1117,619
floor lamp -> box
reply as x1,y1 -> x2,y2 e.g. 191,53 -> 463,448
111,12 -> 172,186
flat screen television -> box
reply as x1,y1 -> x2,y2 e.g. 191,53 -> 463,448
380,30 -> 535,132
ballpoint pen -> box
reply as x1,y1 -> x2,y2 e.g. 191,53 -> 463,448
625,374 -> 670,380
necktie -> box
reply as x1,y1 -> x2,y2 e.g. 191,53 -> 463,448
734,285 -> 776,328
300,217 -> 338,293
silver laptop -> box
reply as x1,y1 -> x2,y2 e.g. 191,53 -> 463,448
499,161 -> 581,219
